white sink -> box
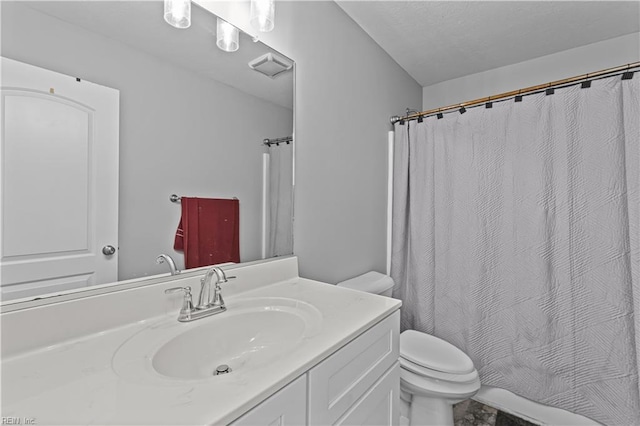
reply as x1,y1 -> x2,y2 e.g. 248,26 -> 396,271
113,297 -> 323,382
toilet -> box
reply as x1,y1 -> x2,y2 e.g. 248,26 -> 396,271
337,272 -> 481,426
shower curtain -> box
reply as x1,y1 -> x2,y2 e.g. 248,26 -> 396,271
391,74 -> 640,425
267,143 -> 293,257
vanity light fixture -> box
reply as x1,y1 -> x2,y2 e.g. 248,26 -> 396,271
216,18 -> 240,52
250,0 -> 275,32
164,0 -> 191,29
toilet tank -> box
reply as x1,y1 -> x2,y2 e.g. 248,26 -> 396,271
336,271 -> 394,297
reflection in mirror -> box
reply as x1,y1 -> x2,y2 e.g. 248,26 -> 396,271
0,1 -> 294,302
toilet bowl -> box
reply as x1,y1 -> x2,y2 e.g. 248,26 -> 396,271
337,272 -> 480,426
399,330 -> 480,425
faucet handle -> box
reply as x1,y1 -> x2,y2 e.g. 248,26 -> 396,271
211,267 -> 237,285
218,269 -> 236,283
165,286 -> 194,322
165,286 -> 191,294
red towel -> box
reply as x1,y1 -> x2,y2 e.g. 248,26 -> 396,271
174,197 -> 240,269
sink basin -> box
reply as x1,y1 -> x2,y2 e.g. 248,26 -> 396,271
154,306 -> 312,379
113,297 -> 322,382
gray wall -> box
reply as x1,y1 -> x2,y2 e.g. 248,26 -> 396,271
202,1 -> 423,283
422,32 -> 640,109
1,3 -> 293,280
266,2 -> 423,284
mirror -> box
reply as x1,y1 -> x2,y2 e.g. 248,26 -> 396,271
0,1 -> 294,302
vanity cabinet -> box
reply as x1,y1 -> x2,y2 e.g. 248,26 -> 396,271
308,311 -> 399,425
1,257 -> 403,426
230,311 -> 400,425
230,375 -> 307,426
333,362 -> 400,426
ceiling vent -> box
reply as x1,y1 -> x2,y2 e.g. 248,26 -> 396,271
248,53 -> 292,79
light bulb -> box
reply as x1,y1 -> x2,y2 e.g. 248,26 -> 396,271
216,18 -> 239,52
250,0 -> 275,32
164,0 -> 191,29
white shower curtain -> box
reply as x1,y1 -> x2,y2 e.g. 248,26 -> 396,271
267,143 -> 293,257
391,74 -> 640,425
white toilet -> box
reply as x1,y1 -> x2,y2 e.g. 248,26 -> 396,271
337,272 -> 481,426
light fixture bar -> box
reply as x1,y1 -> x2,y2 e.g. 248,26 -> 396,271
250,0 -> 275,32
164,0 -> 191,29
216,18 -> 239,52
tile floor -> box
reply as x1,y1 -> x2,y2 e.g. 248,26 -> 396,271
453,400 -> 538,426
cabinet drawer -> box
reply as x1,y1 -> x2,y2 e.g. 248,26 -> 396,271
336,362 -> 400,426
230,374 -> 307,426
308,311 -> 400,425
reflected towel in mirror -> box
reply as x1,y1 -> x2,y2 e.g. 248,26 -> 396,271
174,197 -> 240,269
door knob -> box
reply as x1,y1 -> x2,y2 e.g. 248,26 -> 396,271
102,245 -> 116,256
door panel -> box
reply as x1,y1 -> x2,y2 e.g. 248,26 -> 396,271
1,57 -> 119,300
1,273 -> 93,301
3,92 -> 91,256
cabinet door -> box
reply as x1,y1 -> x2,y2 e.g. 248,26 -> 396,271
308,311 -> 400,425
230,375 -> 307,426
336,362 -> 400,426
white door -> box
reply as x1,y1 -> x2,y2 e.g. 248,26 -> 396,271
0,57 -> 119,301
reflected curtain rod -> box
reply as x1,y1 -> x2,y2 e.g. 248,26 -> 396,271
391,61 -> 640,124
263,136 -> 293,146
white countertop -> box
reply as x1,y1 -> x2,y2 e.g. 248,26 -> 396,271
1,276 -> 400,425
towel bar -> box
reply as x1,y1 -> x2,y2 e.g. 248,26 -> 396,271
170,194 -> 238,203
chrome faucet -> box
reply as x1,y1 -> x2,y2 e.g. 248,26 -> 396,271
156,254 -> 180,275
197,267 -> 234,309
165,266 -> 235,322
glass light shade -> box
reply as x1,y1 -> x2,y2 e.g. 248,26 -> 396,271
250,0 -> 275,32
164,0 -> 191,29
216,18 -> 239,52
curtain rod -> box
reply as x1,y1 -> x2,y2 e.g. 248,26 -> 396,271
391,61 -> 640,124
263,136 -> 293,146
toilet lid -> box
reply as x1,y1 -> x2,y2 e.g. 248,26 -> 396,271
400,330 -> 475,374
399,357 -> 479,384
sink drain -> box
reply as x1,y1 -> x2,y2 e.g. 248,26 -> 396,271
214,364 -> 232,375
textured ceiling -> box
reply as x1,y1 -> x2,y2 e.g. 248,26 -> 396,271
22,1 -> 293,109
336,1 -> 640,87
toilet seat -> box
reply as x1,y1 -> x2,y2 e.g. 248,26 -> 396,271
400,367 -> 481,399
399,356 -> 479,384
400,330 -> 475,374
